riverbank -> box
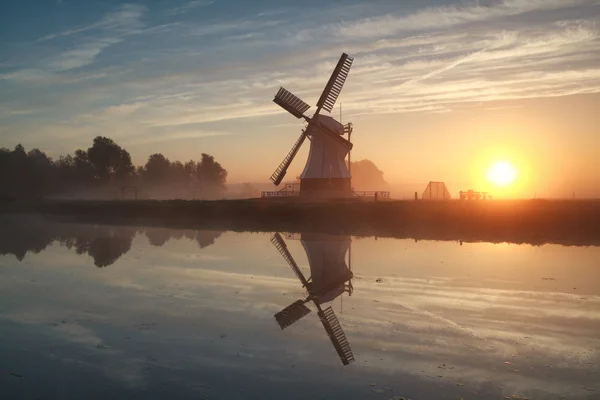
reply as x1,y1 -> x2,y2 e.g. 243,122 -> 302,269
1,198 -> 599,246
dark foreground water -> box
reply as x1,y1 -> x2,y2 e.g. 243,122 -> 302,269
0,216 -> 598,400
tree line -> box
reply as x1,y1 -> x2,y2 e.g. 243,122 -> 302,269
0,136 -> 228,200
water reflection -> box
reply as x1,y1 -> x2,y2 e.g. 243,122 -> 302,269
272,233 -> 355,365
0,217 -> 599,399
0,215 -> 222,267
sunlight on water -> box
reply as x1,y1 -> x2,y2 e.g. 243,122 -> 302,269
0,216 -> 598,399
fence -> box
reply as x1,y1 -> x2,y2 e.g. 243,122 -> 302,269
261,190 -> 300,198
353,191 -> 390,199
261,190 -> 390,200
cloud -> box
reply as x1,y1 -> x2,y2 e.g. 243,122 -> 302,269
82,102 -> 145,118
335,0 -> 598,39
122,130 -> 231,146
19,4 -> 147,75
167,0 -> 215,16
48,38 -> 122,71
124,18 -> 600,121
38,3 -> 146,42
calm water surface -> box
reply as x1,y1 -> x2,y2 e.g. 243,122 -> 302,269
0,216 -> 599,399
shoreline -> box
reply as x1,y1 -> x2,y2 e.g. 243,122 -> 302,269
1,198 -> 599,246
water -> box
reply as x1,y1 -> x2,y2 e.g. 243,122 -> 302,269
0,216 -> 599,399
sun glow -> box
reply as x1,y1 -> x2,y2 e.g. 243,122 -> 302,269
486,161 -> 517,187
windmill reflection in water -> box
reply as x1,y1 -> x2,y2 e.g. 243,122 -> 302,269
271,232 -> 355,366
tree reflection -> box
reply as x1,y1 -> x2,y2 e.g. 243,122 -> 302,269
0,216 -> 222,267
144,228 -> 222,249
62,227 -> 136,268
196,230 -> 223,248
145,228 -> 173,247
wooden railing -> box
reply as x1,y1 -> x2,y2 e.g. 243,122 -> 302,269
261,190 -> 300,198
261,190 -> 391,199
353,191 -> 390,199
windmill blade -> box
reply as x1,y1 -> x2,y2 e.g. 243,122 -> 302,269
316,53 -> 354,113
270,233 -> 309,287
273,87 -> 311,119
275,300 -> 311,329
270,131 -> 307,186
317,306 -> 355,366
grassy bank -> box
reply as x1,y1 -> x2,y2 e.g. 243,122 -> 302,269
1,198 -> 599,246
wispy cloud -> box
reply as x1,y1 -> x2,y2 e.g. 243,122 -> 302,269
167,0 -> 215,16
19,4 -> 147,75
335,0 -> 597,38
38,3 -> 146,42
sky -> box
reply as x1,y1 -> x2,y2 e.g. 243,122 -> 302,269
1,0 -> 599,198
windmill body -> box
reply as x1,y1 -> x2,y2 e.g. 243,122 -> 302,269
270,53 -> 355,197
300,115 -> 351,193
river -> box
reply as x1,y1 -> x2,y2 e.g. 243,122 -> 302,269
0,216 -> 598,399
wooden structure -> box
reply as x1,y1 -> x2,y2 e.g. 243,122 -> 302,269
353,191 -> 390,200
422,181 -> 451,200
459,190 -> 491,200
261,187 -> 390,200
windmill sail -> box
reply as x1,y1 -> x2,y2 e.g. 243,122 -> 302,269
275,300 -> 311,329
269,131 -> 307,185
270,233 -> 309,287
317,53 -> 354,113
274,87 -> 311,119
318,306 -> 355,365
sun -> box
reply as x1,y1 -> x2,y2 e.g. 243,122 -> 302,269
486,161 -> 517,187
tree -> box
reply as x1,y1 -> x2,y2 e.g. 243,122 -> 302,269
27,148 -> 52,167
87,136 -> 134,183
169,160 -> 188,183
349,159 -> 389,191
0,148 -> 10,195
184,160 -> 196,177
13,144 -> 27,161
0,145 -> 57,198
73,149 -> 95,183
0,137 -> 228,199
144,153 -> 171,184
196,153 -> 227,194
56,154 -> 75,171
25,149 -> 55,196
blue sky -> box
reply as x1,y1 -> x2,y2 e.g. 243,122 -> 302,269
1,0 -> 599,195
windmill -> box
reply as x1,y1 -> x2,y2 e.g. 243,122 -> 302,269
270,232 -> 355,365
270,53 -> 355,197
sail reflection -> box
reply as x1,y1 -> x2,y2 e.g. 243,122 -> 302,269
271,232 -> 355,366
0,215 -> 222,267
